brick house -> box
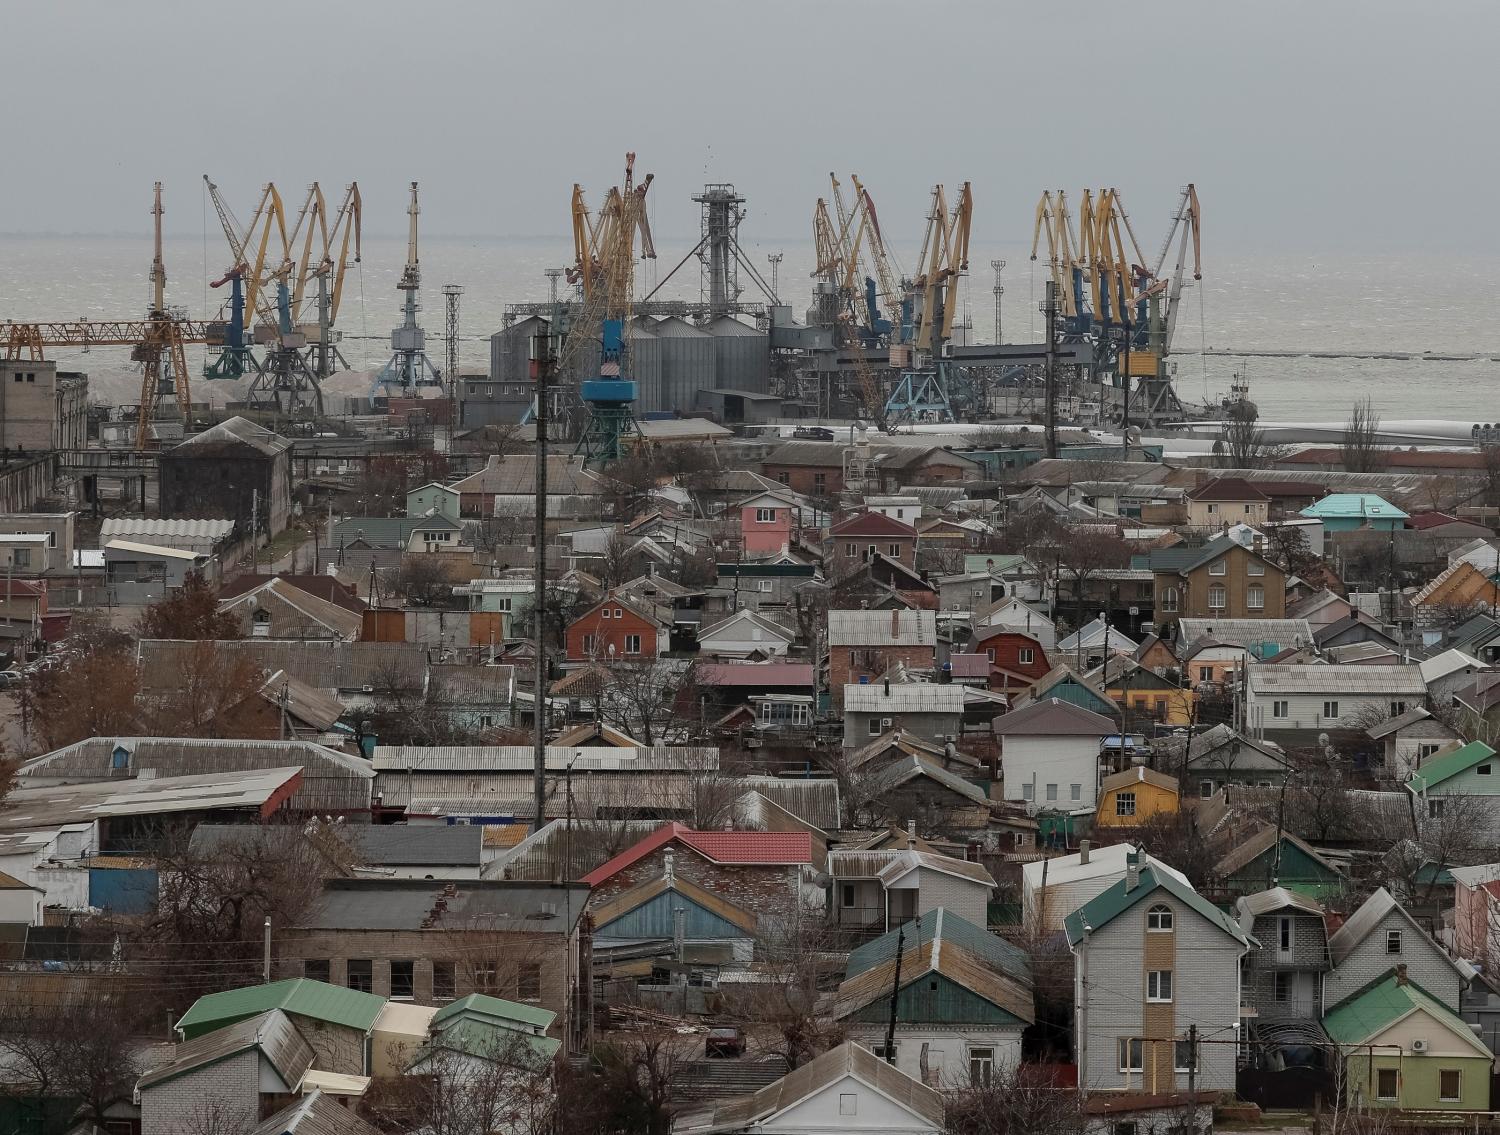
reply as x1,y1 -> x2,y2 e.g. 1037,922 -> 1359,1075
579,822 -> 818,914
565,591 -> 669,661
1138,533 -> 1286,629
968,626 -> 1050,693
273,880 -> 591,1049
828,511 -> 920,575
738,490 -> 798,559
828,609 -> 938,711
172,979 -> 383,1077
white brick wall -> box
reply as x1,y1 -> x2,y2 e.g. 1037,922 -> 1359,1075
140,1050 -> 259,1135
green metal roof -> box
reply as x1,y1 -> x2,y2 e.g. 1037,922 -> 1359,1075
175,978 -> 384,1040
1064,864 -> 1253,948
846,908 -> 1030,984
430,992 -> 555,1032
416,1017 -> 559,1068
1322,972 -> 1480,1049
1405,740 -> 1498,793
1300,493 -> 1409,521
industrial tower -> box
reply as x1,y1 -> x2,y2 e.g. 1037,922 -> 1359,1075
375,182 -> 442,396
694,184 -> 745,318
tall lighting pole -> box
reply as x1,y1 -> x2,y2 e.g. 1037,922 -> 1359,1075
991,259 -> 1006,344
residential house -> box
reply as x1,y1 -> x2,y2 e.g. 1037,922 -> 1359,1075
967,627 -> 1050,694
1412,561 -> 1500,632
1015,664 -> 1116,717
1245,664 -> 1426,741
406,482 -> 461,522
219,577 -> 364,641
1450,670 -> 1500,742
1095,767 -> 1179,829
173,979 -> 384,1075
446,454 -> 604,518
1421,648 -> 1487,706
694,662 -> 816,718
974,595 -> 1056,651
1237,887 -> 1329,1021
696,609 -> 795,659
1185,478 -> 1270,529
1367,707 -> 1462,781
330,515 -> 464,573
565,591 -> 669,661
994,698 -> 1116,813
828,609 -> 938,710
738,490 -> 799,558
1314,611 -> 1403,653
1301,493 -> 1409,532
1171,724 -> 1290,797
1176,618 -> 1315,670
1212,826 -> 1345,901
103,540 -> 214,603
1139,534 -> 1286,629
829,512 -> 921,574
1100,659 -> 1196,728
1021,842 -> 1193,933
855,754 -> 996,837
826,909 -> 1034,1087
1066,850 -> 1253,1092
1406,740 -> 1500,833
934,571 -> 1006,616
712,561 -> 820,614
273,880 -> 591,1048
1451,863 -> 1500,976
1323,970 -> 1493,1111
843,681 -> 966,747
1056,618 -> 1138,672
592,869 -> 761,975
827,848 -> 994,934
671,1042 -> 945,1135
1324,887 -> 1470,1012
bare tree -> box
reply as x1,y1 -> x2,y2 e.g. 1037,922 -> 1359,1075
362,1031 -> 555,1135
596,658 -> 693,746
1219,405 -> 1286,470
1262,523 -> 1319,579
1052,525 -> 1131,635
141,640 -> 279,739
1340,397 -> 1385,473
136,571 -> 244,640
0,992 -> 146,1133
20,617 -> 140,750
740,905 -> 844,1070
594,527 -> 644,589
945,1068 -> 1085,1135
382,553 -> 464,608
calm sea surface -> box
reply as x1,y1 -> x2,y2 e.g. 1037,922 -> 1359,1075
2,234 -> 1496,421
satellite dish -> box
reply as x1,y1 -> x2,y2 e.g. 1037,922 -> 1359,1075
1317,732 -> 1330,748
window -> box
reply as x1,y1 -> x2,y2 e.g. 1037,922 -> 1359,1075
1418,743 -> 1442,760
1273,699 -> 1289,719
846,542 -> 858,557
1247,585 -> 1264,610
869,718 -> 883,736
1322,700 -> 1339,719
347,959 -> 373,993
518,962 -> 542,1001
813,473 -> 826,492
866,544 -> 877,561
869,1042 -> 897,1060
1022,783 -> 1034,801
895,509 -> 904,519
614,607 -> 623,618
1147,970 -> 1173,1002
841,883 -> 856,908
433,961 -> 456,999
1114,1125 -> 1139,1135
1389,701 -> 1406,716
1207,503 -> 1218,515
1200,779 -> 1214,798
303,959 -> 331,983
986,647 -> 996,663
1174,1038 -> 1198,1072
969,1046 -> 995,1086
390,960 -> 415,999
1439,1069 -> 1461,1103
1198,666 -> 1213,683
1117,1037 -> 1144,1072
624,634 -> 642,654
888,543 -> 901,557
1386,929 -> 1402,954
1429,798 -> 1445,819
1070,783 -> 1081,801
1376,1068 -> 1398,1101
1479,763 -> 1493,776
1162,587 -> 1179,613
1045,783 -> 1058,801
12,549 -> 28,569
1209,559 -> 1227,576
777,472 -> 791,486
1246,552 -> 1266,575
1274,972 -> 1292,1002
1208,584 -> 1227,610
601,607 -> 612,619
838,1094 -> 858,1116
1116,791 -> 1137,818
1019,647 -> 1034,665
475,961 -> 498,991
1147,905 -> 1173,931
582,634 -> 596,654
1279,916 -> 1292,953
468,384 -> 478,396
755,508 -> 777,523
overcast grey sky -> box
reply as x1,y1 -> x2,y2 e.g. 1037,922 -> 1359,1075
5,0 -> 1494,253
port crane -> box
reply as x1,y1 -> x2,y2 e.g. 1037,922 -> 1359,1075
4,183 -> 208,449
375,182 -> 441,396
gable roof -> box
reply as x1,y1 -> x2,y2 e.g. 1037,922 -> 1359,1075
138,1008 -> 314,1092
578,822 -> 812,887
1187,478 -> 1270,503
877,849 -> 994,889
591,873 -> 759,937
1176,618 -> 1315,655
258,670 -> 346,732
1246,663 -> 1426,696
1236,886 -> 1325,932
829,511 -> 920,539
175,979 -> 383,1040
220,578 -> 364,640
1327,888 -> 1469,979
1322,972 -> 1490,1053
846,907 -> 1029,982
1366,705 -> 1437,739
1405,740 -> 1498,794
1100,765 -> 1179,795
430,991 -> 556,1032
1214,825 -> 1343,880
174,416 -> 291,456
1140,533 -> 1271,577
992,697 -> 1115,736
862,754 -> 992,808
1065,863 -> 1253,948
828,608 -> 937,647
697,608 -> 796,644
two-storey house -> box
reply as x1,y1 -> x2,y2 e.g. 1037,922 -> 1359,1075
828,609 -> 938,711
1324,887 -> 1471,1012
737,490 -> 798,558
1066,850 -> 1254,1093
1137,533 -> 1286,630
1185,478 -> 1270,530
994,698 -> 1115,813
828,848 -> 994,934
1236,887 -> 1329,1020
828,511 -> 921,577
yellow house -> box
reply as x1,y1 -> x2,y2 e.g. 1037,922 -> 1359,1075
1102,659 -> 1198,728
1095,765 -> 1179,827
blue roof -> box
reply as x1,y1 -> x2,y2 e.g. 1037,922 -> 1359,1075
1300,494 -> 1409,521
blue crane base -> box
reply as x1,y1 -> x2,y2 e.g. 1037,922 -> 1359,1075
576,407 -> 642,468
884,369 -> 955,424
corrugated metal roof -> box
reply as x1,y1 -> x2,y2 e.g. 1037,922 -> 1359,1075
1176,619 -> 1315,652
877,849 -> 994,888
138,1008 -> 313,1091
1247,663 -> 1426,695
846,907 -> 1029,982
1064,864 -> 1252,948
103,539 -> 202,560
176,979 -> 383,1040
173,416 -> 291,456
137,639 -> 429,693
844,683 -> 965,714
299,878 -> 588,933
0,767 -> 302,830
431,991 -> 555,1031
1213,825 -> 1341,880
828,609 -> 936,647
245,1089 -> 384,1135
371,745 -> 718,773
101,518 -> 236,540
260,670 -> 345,731
992,697 -> 1115,736
1406,740 -> 1497,793
1321,972 -> 1485,1051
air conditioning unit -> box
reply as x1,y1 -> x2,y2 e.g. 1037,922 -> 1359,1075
881,717 -> 893,728
1411,1039 -> 1428,1053
362,685 -> 375,694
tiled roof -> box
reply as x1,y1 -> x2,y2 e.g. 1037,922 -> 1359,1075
578,823 -> 813,886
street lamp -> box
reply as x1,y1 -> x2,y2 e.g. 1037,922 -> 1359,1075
990,259 -> 1007,344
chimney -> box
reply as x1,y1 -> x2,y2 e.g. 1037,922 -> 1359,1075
1079,839 -> 1091,865
891,608 -> 901,639
1125,848 -> 1140,891
1396,964 -> 1408,986
884,676 -> 891,696
664,849 -> 675,883
907,818 -> 917,843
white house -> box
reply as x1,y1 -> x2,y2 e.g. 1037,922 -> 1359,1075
1021,840 -> 1192,933
0,871 -> 43,926
829,848 -> 995,932
993,698 -> 1115,813
673,1042 -> 944,1135
1366,707 -> 1462,781
1245,664 -> 1427,737
696,609 -> 794,659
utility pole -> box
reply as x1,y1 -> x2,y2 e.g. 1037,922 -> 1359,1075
1121,313 -> 1132,460
1042,280 -> 1059,459
532,324 -> 555,830
1187,1023 -> 1198,1096
882,921 -> 905,1064
991,259 -> 1006,344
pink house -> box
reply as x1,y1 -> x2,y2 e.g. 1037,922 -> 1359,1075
1452,864 -> 1500,973
739,490 -> 797,558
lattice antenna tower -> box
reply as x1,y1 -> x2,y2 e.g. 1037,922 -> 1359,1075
442,284 -> 463,387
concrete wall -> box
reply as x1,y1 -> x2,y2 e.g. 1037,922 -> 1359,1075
1001,735 -> 1102,811
0,362 -> 85,451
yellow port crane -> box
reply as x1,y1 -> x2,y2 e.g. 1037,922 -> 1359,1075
908,181 -> 972,358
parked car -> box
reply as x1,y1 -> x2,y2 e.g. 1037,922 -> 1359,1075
0,669 -> 23,690
704,1026 -> 746,1058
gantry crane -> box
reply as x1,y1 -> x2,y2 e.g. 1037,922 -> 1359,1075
286,181 -> 362,378
4,184 -> 209,448
375,182 -> 441,396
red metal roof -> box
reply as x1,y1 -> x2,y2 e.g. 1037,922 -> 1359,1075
947,653 -> 990,678
580,822 -> 813,886
695,663 -> 815,686
829,511 -> 919,538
